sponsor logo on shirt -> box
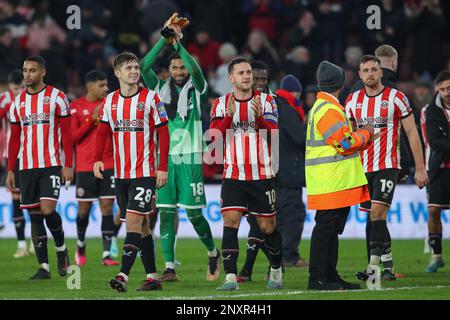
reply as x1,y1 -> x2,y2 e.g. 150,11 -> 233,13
113,119 -> 144,132
231,121 -> 257,132
22,113 -> 51,126
358,117 -> 388,129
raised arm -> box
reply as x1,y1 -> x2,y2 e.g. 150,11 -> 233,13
173,40 -> 207,94
140,37 -> 167,90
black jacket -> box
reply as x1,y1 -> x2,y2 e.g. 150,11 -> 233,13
274,95 -> 306,189
425,94 -> 450,182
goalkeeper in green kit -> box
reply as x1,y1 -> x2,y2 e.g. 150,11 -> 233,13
140,13 -> 220,282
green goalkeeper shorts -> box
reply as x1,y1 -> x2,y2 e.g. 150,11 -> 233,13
156,153 -> 206,209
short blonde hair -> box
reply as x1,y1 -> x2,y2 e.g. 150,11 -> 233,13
375,45 -> 397,59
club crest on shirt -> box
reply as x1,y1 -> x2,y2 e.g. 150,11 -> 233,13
44,96 -> 51,104
381,101 -> 389,109
137,102 -> 145,110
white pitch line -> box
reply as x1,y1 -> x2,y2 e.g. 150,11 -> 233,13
156,285 -> 450,300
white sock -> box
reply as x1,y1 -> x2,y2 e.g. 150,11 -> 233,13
102,251 -> 110,259
165,262 -> 175,270
56,245 -> 66,252
118,272 -> 128,282
369,255 -> 381,266
18,240 -> 26,249
41,263 -> 50,272
380,253 -> 392,262
432,254 -> 443,261
77,240 -> 85,248
147,273 -> 158,280
207,248 -> 218,257
225,273 -> 237,282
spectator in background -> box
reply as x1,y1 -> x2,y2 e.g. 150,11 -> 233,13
241,0 -> 285,43
0,28 -> 23,83
413,80 -> 434,113
287,10 -> 324,68
0,1 -> 28,49
344,46 -> 363,71
304,85 -> 318,115
186,0 -> 235,43
408,0 -> 446,78
140,0 -> 179,36
362,0 -> 406,53
311,0 -> 345,63
26,9 -> 66,55
283,46 -> 315,88
209,43 -> 238,96
243,29 -> 280,80
187,24 -> 221,72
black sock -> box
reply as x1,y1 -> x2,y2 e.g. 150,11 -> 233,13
76,213 -> 89,243
30,214 -> 48,265
382,229 -> 394,270
13,199 -> 25,241
101,215 -> 114,254
370,220 -> 388,262
113,220 -> 122,237
120,232 -> 141,276
222,227 -> 239,275
242,216 -> 263,274
44,211 -> 65,248
264,228 -> 282,269
429,233 -> 443,255
140,234 -> 156,274
365,216 -> 371,263
243,237 -> 261,274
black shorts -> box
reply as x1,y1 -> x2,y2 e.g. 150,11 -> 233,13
19,166 -> 62,209
360,169 -> 399,212
427,168 -> 450,208
220,178 -> 276,217
115,177 -> 156,221
76,169 -> 115,201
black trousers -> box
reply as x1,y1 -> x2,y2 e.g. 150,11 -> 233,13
276,187 -> 306,263
309,207 -> 350,282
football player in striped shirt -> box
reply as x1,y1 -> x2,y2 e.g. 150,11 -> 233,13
7,55 -> 73,280
345,55 -> 428,281
94,52 -> 170,292
0,70 -> 32,258
210,57 -> 282,290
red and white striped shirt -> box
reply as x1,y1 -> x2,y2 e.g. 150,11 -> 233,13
210,92 -> 278,181
421,104 -> 450,169
9,86 -> 70,170
100,88 -> 168,179
0,90 -> 15,158
345,86 -> 412,173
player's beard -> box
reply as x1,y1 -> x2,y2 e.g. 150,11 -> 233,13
172,74 -> 189,87
441,95 -> 450,108
26,80 -> 41,90
364,78 -> 381,89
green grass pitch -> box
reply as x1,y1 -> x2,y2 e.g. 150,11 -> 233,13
1,238 -> 449,300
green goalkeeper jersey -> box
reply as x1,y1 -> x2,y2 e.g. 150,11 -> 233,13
140,37 -> 207,155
